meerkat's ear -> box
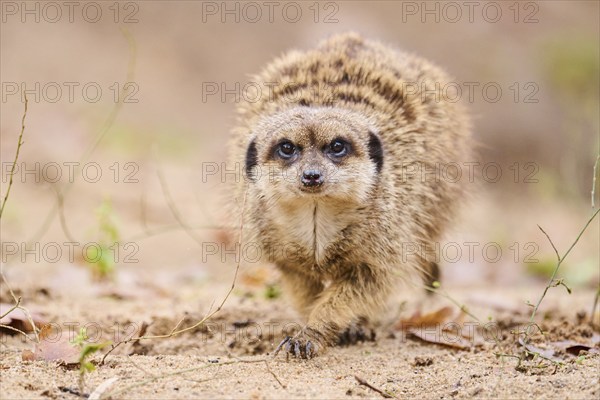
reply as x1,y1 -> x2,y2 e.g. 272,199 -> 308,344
245,139 -> 258,180
368,131 -> 383,173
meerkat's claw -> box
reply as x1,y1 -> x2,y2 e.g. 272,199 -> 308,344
293,340 -> 302,357
273,333 -> 319,359
273,336 -> 291,357
306,340 -> 314,358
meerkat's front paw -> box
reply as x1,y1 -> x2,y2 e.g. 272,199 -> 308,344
273,329 -> 324,359
337,322 -> 376,346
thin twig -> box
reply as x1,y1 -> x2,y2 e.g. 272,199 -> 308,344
494,352 -> 521,361
139,190 -> 151,234
125,356 -> 158,378
0,296 -> 21,320
592,154 -> 599,208
99,342 -> 123,365
224,345 -> 286,389
0,272 -> 39,342
264,360 -> 286,389
529,208 -> 600,324
0,93 -> 28,219
100,321 -> 149,366
537,225 -> 560,262
55,187 -> 76,242
423,286 -> 481,323
0,323 -> 33,338
553,208 -> 600,275
354,375 -> 395,399
168,315 -> 188,335
591,287 -> 599,326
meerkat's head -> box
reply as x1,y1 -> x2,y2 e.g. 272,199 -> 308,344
244,106 -> 383,205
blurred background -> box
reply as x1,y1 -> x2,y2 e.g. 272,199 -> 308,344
1,1 -> 598,303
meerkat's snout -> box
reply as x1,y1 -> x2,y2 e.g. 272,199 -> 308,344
301,169 -> 324,188
291,150 -> 337,194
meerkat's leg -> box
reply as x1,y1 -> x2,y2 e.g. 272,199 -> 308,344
277,265 -> 391,358
277,267 -> 324,317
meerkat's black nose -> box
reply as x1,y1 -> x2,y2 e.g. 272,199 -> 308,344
301,169 -> 324,187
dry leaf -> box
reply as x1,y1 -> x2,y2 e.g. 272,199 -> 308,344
395,306 -> 476,350
395,307 -> 453,329
549,340 -> 600,356
565,344 -> 599,356
0,303 -> 46,333
408,327 -> 472,350
33,336 -> 81,364
21,349 -> 35,361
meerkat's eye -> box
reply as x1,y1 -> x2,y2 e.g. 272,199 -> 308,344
327,139 -> 349,157
277,141 -> 297,159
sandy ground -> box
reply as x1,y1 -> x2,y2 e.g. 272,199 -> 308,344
1,263 -> 599,399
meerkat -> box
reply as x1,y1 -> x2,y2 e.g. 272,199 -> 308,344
228,33 -> 471,358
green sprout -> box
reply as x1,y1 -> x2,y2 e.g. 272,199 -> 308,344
85,198 -> 121,280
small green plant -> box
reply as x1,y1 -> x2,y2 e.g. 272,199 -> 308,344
71,327 -> 111,393
86,198 -> 120,280
575,355 -> 587,365
264,283 -> 282,300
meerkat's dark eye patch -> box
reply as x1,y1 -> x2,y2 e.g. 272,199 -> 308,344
245,139 -> 258,179
324,138 -> 351,160
368,131 -> 383,173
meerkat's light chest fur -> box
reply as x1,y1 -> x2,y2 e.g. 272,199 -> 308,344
270,198 -> 360,266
